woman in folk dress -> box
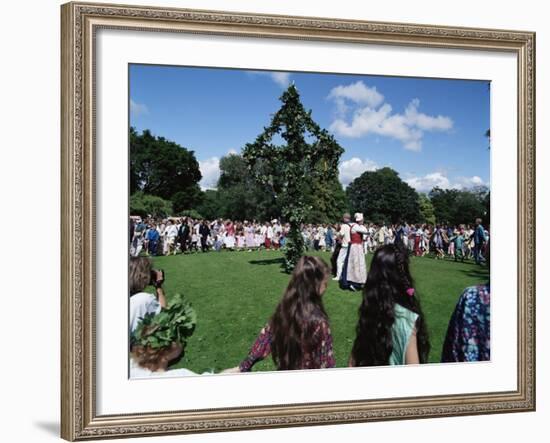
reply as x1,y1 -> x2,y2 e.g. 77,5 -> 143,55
340,213 -> 369,291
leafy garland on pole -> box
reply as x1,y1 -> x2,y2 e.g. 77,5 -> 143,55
243,84 -> 344,272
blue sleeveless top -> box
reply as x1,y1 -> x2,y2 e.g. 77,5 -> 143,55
389,304 -> 419,365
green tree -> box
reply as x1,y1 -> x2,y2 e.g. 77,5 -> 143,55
243,84 -> 344,272
346,167 -> 421,224
172,185 -> 203,214
429,186 -> 489,226
418,193 -> 436,225
130,127 -> 203,208
304,176 -> 349,224
196,189 -> 222,220
130,192 -> 173,218
216,154 -> 280,221
428,187 -> 458,224
483,191 -> 490,227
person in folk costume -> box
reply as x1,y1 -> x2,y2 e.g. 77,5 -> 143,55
333,214 -> 352,281
339,213 -> 369,291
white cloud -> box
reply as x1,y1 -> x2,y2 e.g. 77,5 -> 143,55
328,81 -> 384,112
130,99 -> 148,116
327,83 -> 453,151
198,149 -> 241,190
404,99 -> 453,131
270,72 -> 291,88
406,172 -> 486,192
249,71 -> 291,88
198,157 -> 220,190
338,157 -> 379,186
454,175 -> 485,189
406,172 -> 451,192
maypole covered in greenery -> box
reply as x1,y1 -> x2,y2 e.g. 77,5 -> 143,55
243,84 -> 344,272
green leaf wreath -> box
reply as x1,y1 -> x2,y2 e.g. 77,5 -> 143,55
131,293 -> 197,350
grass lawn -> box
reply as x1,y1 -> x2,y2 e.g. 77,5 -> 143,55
147,249 -> 489,373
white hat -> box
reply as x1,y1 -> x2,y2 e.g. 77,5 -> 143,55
354,212 -> 364,222
272,219 -> 278,224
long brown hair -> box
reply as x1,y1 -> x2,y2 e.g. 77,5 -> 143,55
131,342 -> 182,372
351,245 -> 430,366
129,257 -> 152,295
269,255 -> 330,370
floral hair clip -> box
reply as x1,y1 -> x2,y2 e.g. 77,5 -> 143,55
406,287 -> 415,297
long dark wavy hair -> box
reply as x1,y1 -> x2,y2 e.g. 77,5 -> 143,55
351,244 -> 430,366
270,255 -> 330,370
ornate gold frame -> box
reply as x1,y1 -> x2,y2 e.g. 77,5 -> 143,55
60,1 -> 536,440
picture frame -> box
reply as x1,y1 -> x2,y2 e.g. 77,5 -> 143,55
60,1 -> 536,440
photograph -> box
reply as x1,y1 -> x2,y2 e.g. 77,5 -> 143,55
59,2 -> 535,439
127,65 -> 491,378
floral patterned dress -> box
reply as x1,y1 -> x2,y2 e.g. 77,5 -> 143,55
239,319 -> 336,371
441,283 -> 490,362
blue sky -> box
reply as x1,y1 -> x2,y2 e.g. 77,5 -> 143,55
129,64 -> 490,192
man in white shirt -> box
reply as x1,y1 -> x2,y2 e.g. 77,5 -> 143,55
333,213 -> 352,281
129,260 -> 166,335
165,219 -> 179,255
272,219 -> 282,249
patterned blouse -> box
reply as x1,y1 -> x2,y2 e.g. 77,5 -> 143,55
239,319 -> 336,371
441,283 -> 490,362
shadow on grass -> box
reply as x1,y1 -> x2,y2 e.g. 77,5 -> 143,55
459,267 -> 490,280
248,257 -> 285,266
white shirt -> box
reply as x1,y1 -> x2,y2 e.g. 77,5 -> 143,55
165,224 -> 178,238
130,358 -> 199,379
339,223 -> 352,247
351,223 -> 368,235
129,292 -> 161,334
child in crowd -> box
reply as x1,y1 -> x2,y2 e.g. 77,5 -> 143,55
449,229 -> 465,262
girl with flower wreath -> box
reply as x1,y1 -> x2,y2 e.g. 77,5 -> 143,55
350,244 -> 431,366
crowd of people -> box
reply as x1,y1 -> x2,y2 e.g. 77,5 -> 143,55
129,215 -> 489,265
129,244 -> 490,378
128,211 -> 490,377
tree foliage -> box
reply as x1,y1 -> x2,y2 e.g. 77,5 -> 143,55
215,154 -> 280,221
418,193 -> 436,225
130,192 -> 173,218
242,84 -> 344,271
196,189 -> 222,220
346,167 -> 421,224
429,186 -> 489,226
130,127 -> 203,209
